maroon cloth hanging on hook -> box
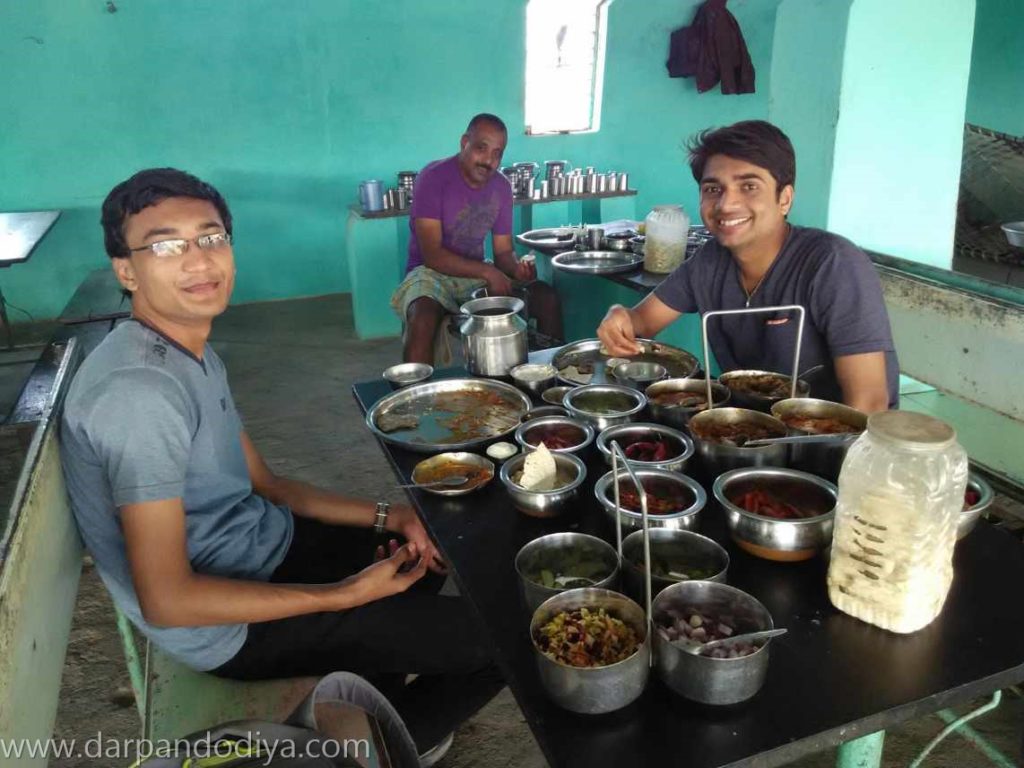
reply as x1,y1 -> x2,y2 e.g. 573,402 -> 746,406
666,0 -> 755,94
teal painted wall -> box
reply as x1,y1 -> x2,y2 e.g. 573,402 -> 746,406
2,0 -> 781,322
827,0 -> 976,269
767,0 -> 852,229
965,0 -> 1024,136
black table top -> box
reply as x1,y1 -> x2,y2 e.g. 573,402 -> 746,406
58,267 -> 130,325
0,210 -> 60,267
352,372 -> 1024,768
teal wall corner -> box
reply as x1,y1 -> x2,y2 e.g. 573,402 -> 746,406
965,0 -> 1024,136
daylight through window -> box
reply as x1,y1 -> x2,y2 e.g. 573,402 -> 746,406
525,0 -> 612,135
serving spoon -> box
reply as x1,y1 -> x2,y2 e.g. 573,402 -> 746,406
741,433 -> 860,448
674,627 -> 788,655
398,475 -> 470,489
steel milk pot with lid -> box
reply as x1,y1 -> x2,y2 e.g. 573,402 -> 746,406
826,411 -> 968,633
459,296 -> 528,377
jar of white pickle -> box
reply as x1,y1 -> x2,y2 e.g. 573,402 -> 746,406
826,411 -> 968,634
643,205 -> 689,273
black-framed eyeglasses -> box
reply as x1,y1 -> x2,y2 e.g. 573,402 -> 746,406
129,232 -> 232,258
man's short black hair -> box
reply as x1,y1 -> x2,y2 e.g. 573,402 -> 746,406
465,113 -> 507,136
101,168 -> 232,259
687,120 -> 796,195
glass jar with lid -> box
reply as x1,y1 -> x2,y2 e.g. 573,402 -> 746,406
643,205 -> 689,273
826,411 -> 968,633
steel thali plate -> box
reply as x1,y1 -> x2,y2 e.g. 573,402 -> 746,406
366,378 -> 532,453
516,227 -> 579,254
551,250 -> 643,275
552,338 -> 699,387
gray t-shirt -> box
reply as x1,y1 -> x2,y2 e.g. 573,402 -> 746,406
60,320 -> 293,671
654,226 -> 899,407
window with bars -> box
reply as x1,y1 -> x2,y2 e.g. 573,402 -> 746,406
524,0 -> 612,135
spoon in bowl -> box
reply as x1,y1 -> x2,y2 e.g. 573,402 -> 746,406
398,475 -> 469,489
675,628 -> 788,655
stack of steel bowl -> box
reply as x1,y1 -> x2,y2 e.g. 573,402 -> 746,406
594,468 -> 706,531
719,370 -> 810,413
596,422 -> 694,472
713,466 -> 837,561
771,398 -> 866,483
688,407 -> 789,476
499,451 -> 586,518
645,378 -> 730,432
530,588 -> 651,714
515,533 -> 619,612
652,581 -> 775,705
620,528 -> 728,602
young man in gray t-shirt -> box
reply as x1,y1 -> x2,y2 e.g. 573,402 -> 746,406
60,168 -> 501,760
598,120 -> 898,412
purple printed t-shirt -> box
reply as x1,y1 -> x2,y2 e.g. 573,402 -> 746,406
405,155 -> 513,274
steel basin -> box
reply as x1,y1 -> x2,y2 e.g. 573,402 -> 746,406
714,467 -> 837,561
719,370 -> 810,413
594,467 -> 706,531
515,533 -> 619,613
596,422 -> 694,473
688,407 -> 789,476
563,384 -> 646,431
620,528 -> 728,602
652,581 -> 774,705
530,588 -> 651,714
958,471 -> 994,540
770,398 -> 867,483
500,451 -> 586,518
645,378 -> 730,432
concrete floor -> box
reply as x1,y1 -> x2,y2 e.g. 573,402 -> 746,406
41,294 -> 1024,768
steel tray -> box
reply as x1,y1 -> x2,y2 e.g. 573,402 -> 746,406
552,338 -> 699,387
365,378 -> 532,453
551,250 -> 644,275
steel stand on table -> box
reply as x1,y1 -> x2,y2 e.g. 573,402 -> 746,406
836,732 -> 885,768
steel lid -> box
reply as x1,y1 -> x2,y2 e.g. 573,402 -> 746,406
866,411 -> 956,450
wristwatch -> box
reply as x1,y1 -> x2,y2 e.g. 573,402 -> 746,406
373,501 -> 390,534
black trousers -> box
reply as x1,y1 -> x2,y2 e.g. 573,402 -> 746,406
212,517 -> 505,752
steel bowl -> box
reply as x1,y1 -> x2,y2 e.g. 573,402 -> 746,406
500,451 -> 587,518
542,386 -> 575,405
620,528 -> 729,602
410,452 -> 495,497
612,361 -> 667,390
382,362 -> 433,389
629,235 -> 645,255
645,378 -> 731,431
959,471 -> 994,540
596,422 -> 694,473
521,405 -> 568,423
771,398 -> 867,483
603,232 -> 635,252
719,370 -> 811,412
1002,221 -> 1024,248
515,533 -> 620,613
594,467 -> 706,531
688,407 -> 789,477
530,588 -> 651,714
510,363 -> 558,396
714,467 -> 837,561
652,581 -> 774,705
515,416 -> 595,457
563,384 -> 646,431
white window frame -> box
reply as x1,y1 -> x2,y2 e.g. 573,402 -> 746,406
524,0 -> 613,136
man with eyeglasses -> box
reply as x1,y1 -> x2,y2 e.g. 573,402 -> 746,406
60,168 -> 502,763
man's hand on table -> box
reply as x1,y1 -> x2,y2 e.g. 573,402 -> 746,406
386,503 -> 448,574
598,304 -> 643,356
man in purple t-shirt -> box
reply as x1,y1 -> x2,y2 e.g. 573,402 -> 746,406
597,120 -> 898,413
390,113 -> 562,363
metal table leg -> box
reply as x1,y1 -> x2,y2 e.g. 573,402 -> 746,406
836,731 -> 885,768
0,285 -> 12,348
